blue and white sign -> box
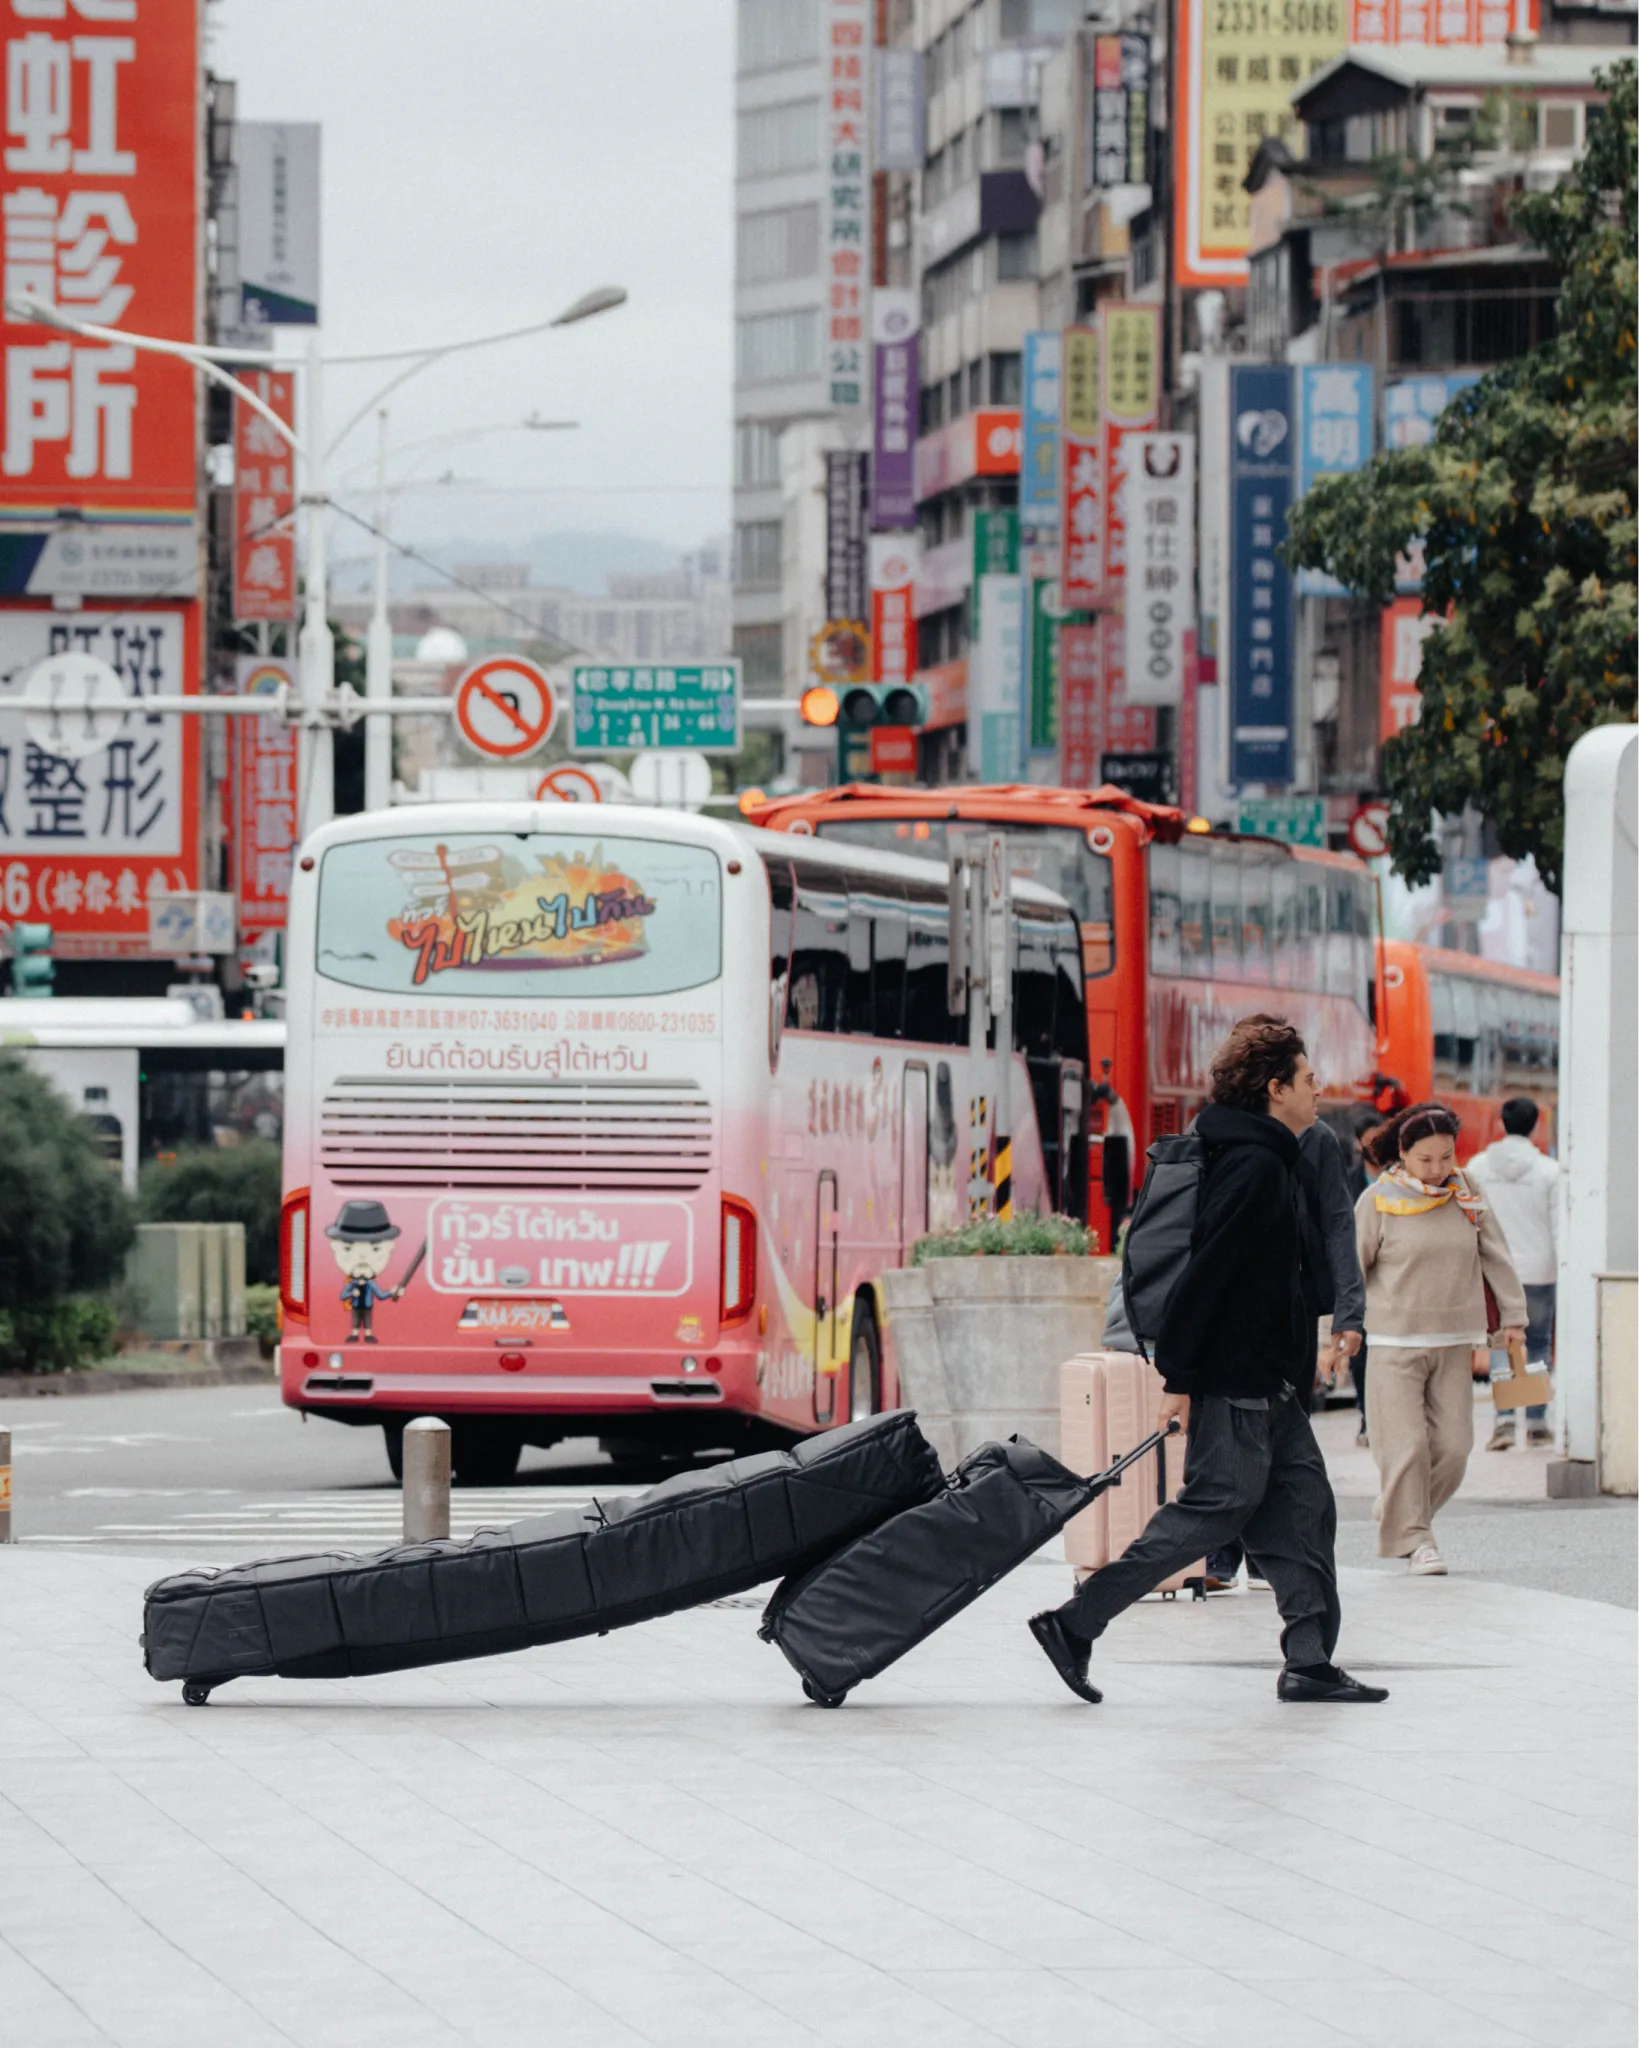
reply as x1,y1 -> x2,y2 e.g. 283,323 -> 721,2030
1019,332 -> 1061,541
970,572 -> 1025,783
1297,364 -> 1373,597
1229,364 -> 1296,789
1384,373 -> 1480,451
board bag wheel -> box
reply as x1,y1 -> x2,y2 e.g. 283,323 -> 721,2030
181,1681 -> 213,1707
801,1677 -> 848,1709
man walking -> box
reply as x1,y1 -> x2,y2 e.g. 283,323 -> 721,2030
1029,1015 -> 1386,1706
1468,1098 -> 1560,1448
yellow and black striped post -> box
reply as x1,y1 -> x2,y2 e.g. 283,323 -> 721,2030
994,1136 -> 1013,1220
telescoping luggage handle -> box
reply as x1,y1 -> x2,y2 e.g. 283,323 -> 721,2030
1074,1417 -> 1181,1511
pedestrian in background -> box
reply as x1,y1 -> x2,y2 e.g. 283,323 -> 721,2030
1355,1103 -> 1527,1576
1467,1097 -> 1560,1450
1031,1016 -> 1386,1705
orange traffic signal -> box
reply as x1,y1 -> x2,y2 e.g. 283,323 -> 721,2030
800,685 -> 840,727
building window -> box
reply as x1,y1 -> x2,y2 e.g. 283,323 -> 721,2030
734,420 -> 784,488
737,0 -> 820,73
736,308 -> 822,383
947,369 -> 965,420
734,622 -> 784,688
997,230 -> 1037,282
988,352 -> 1022,404
737,202 -> 821,283
920,381 -> 944,434
994,109 -> 1029,166
967,360 -> 985,411
1539,102 -> 1581,151
735,520 -> 783,589
737,98 -> 820,180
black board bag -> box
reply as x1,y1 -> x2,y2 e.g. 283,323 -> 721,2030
760,1425 -> 1176,1707
143,1410 -> 943,1703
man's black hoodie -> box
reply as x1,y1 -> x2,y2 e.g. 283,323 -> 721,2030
1154,1104 -> 1310,1401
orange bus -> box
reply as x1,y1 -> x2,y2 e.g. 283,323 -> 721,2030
1376,940 -> 1559,1162
748,784 -> 1378,1249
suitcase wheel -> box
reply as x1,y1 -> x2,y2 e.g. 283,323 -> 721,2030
182,1681 -> 214,1708
801,1678 -> 849,1709
1161,1589 -> 1176,1602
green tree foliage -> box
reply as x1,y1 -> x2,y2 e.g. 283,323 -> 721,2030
1287,61 -> 1637,890
139,1141 -> 282,1286
0,1055 -> 133,1315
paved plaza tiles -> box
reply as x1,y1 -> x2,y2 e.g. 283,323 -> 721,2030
0,1523 -> 1632,2048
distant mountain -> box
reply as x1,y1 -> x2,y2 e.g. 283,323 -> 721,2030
329,527 -> 685,599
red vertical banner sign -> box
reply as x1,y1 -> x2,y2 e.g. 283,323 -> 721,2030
0,0 -> 201,950
232,373 -> 296,621
234,657 -> 297,941
869,533 -> 917,686
1060,325 -> 1101,610
1098,307 -> 1160,758
1380,598 -> 1435,742
1178,629 -> 1200,815
1058,621 -> 1101,787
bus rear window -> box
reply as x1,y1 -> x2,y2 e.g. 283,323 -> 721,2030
816,819 -> 1115,976
315,833 -> 721,997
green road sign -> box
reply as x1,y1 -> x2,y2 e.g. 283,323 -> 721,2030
571,662 -> 742,756
1236,797 -> 1327,847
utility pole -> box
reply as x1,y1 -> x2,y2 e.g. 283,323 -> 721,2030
364,406 -> 394,812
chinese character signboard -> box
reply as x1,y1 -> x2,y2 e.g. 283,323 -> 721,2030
1384,371 -> 1480,449
572,663 -> 742,755
824,450 -> 868,621
237,121 -> 320,326
0,0 -> 200,520
1100,304 -> 1160,606
1236,795 -> 1326,846
970,571 -> 1023,783
1058,620 -> 1099,786
1228,364 -> 1296,786
0,605 -> 199,943
873,47 -> 924,171
1028,578 -> 1075,753
869,534 -> 917,688
1296,364 -> 1373,596
1019,331 -> 1060,542
1174,0 -> 1345,290
1380,596 -> 1435,742
1124,432 -> 1195,708
871,291 -> 917,529
1351,0 -> 1535,45
1060,324 -> 1101,609
822,0 -> 870,410
232,372 -> 295,621
1091,34 -> 1149,188
234,656 -> 295,940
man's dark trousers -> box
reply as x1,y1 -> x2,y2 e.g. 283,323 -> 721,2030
1058,1390 -> 1341,1667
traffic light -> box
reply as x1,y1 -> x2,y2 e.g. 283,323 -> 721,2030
836,684 -> 927,729
9,923 -> 54,996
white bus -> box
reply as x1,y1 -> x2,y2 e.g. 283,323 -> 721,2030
277,805 -> 1090,1480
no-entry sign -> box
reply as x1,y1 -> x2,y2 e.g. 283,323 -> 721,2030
1348,802 -> 1391,861
453,657 -> 558,760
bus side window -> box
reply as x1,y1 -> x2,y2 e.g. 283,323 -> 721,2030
1325,875 -> 1356,998
846,887 -> 874,1034
902,892 -> 959,1046
1053,915 -> 1089,1067
1012,911 -> 1058,1059
1449,974 -> 1480,1084
1430,972 -> 1457,1081
1178,842 -> 1211,978
1299,870 -> 1325,992
1270,860 -> 1298,990
765,857 -> 795,1065
1209,842 -> 1241,977
871,888 -> 909,1040
1241,847 -> 1273,986
787,868 -> 851,1034
1149,843 -> 1181,977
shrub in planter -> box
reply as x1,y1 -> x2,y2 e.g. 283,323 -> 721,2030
0,1055 -> 133,1333
911,1214 -> 1096,1264
139,1141 -> 281,1285
245,1283 -> 281,1359
0,1298 -> 118,1375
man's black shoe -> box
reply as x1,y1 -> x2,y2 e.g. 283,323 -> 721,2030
1028,1611 -> 1102,1704
1276,1663 -> 1388,1703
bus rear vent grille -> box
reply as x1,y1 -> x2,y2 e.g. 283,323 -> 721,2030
318,1078 -> 714,1192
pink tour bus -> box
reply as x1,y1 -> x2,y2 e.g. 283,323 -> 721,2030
278,805 -> 1090,1481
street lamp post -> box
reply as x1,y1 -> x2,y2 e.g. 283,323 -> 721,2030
2,285 -> 625,831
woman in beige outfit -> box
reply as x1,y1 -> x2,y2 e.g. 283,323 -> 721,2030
1355,1102 -> 1527,1575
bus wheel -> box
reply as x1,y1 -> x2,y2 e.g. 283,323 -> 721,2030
450,1424 -> 522,1486
383,1422 -> 405,1483
848,1302 -> 880,1422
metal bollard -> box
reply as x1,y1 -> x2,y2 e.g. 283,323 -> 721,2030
402,1417 -> 451,1543
0,1425 -> 10,1543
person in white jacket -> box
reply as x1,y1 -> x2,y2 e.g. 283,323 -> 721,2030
1467,1098 -> 1560,1449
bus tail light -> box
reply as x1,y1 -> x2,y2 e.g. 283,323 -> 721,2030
721,1196 -> 757,1325
280,1187 -> 311,1322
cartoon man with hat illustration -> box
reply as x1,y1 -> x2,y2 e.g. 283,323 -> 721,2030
326,1199 -> 423,1343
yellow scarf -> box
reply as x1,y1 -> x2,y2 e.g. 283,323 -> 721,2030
1374,1161 -> 1486,1226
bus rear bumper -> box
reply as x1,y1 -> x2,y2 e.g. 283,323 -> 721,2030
279,1345 -> 762,1425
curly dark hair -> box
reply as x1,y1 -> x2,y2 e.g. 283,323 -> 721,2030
1207,1014 -> 1307,1113
1361,1099 -> 1461,1171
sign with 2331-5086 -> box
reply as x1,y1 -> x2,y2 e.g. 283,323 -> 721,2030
571,662 -> 741,756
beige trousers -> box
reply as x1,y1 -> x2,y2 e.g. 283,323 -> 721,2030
1366,1344 -> 1474,1556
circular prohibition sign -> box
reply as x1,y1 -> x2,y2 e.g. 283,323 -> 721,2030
536,764 -> 602,804
452,655 -> 559,760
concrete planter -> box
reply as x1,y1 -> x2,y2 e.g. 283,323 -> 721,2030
880,1255 -> 1118,1470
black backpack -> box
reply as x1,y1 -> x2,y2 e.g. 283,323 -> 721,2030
1119,1131 -> 1206,1360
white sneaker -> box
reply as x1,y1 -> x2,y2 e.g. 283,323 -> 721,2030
1408,1544 -> 1447,1577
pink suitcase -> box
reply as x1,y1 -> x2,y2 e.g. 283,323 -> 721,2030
1060,1353 -> 1205,1597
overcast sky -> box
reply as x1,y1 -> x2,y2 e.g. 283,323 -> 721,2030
210,0 -> 734,568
